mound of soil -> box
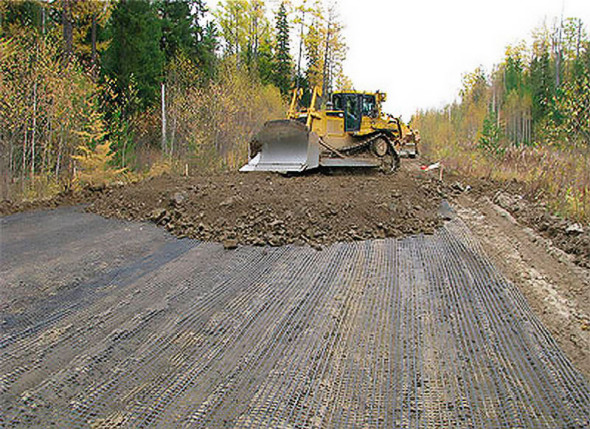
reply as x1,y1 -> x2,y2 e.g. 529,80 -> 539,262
86,170 -> 446,249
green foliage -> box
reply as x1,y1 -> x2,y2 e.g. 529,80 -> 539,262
413,16 -> 590,221
504,50 -> 524,94
197,21 -> 218,82
273,2 -> 292,95
461,67 -> 488,104
100,77 -> 140,168
256,35 -> 275,85
214,0 -> 275,83
478,109 -> 504,158
157,0 -> 194,61
103,0 -> 164,108
0,0 -> 350,200
549,73 -> 590,147
156,0 -> 216,80
304,17 -> 321,88
1,0 -> 44,34
529,52 -> 554,123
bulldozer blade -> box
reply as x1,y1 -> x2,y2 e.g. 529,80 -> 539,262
240,120 -> 320,172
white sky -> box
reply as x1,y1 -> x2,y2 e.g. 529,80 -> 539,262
207,0 -> 590,120
338,0 -> 590,120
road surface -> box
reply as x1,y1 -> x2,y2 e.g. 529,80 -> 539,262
1,207 -> 589,427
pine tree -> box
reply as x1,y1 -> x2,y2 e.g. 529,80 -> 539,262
197,20 -> 218,82
103,0 -> 164,109
478,109 -> 504,158
273,2 -> 292,95
157,0 -> 214,71
157,0 -> 194,62
529,52 -> 554,124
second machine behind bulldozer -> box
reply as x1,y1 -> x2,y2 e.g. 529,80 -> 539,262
240,87 -> 419,173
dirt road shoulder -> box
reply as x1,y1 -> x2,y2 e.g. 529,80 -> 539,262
455,194 -> 590,379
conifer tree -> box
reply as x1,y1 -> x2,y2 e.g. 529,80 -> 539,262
158,0 -> 194,62
273,2 -> 292,95
197,21 -> 218,81
157,0 -> 214,73
103,0 -> 164,109
530,52 -> 554,124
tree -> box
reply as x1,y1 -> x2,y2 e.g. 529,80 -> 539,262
460,67 -> 488,104
529,51 -> 554,124
215,0 -> 247,58
196,20 -> 218,81
304,14 -> 322,89
504,48 -> 524,94
157,0 -> 194,62
70,1 -> 113,73
550,73 -> 590,147
302,2 -> 347,98
478,109 -> 504,158
1,0 -> 44,35
293,0 -> 312,92
273,2 -> 291,95
103,0 -> 164,109
215,0 -> 272,81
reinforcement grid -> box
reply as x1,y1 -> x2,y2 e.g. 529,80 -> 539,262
1,208 -> 588,428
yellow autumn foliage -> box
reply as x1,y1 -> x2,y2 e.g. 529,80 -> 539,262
72,141 -> 127,189
145,159 -> 172,178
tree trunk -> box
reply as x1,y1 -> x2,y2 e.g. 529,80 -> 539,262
122,138 -> 127,168
56,129 -> 64,178
62,0 -> 73,64
42,5 -> 46,35
9,139 -> 14,183
295,11 -> 306,93
91,12 -> 97,76
22,128 -> 28,191
31,82 -> 37,178
555,22 -> 562,88
576,20 -> 581,59
322,20 -> 331,98
253,3 -> 260,63
170,115 -> 177,157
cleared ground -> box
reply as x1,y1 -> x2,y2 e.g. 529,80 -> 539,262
1,208 -> 588,428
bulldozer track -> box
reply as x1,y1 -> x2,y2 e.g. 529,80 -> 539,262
1,208 -> 589,428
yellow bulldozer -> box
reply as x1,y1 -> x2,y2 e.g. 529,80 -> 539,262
240,87 -> 419,173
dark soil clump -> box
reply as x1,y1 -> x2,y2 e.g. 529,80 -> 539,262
85,170 -> 446,248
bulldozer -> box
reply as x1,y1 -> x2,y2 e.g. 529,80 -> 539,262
240,87 -> 419,173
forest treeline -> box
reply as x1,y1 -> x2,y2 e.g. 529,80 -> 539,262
413,17 -> 590,221
0,0 -> 349,198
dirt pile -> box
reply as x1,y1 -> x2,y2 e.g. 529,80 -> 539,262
86,170 -> 445,249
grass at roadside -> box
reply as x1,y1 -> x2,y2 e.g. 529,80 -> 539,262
424,142 -> 590,223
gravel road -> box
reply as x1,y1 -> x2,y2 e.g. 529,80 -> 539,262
1,207 -> 588,428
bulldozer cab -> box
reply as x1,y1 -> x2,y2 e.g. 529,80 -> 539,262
332,93 -> 363,132
361,94 -> 378,118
